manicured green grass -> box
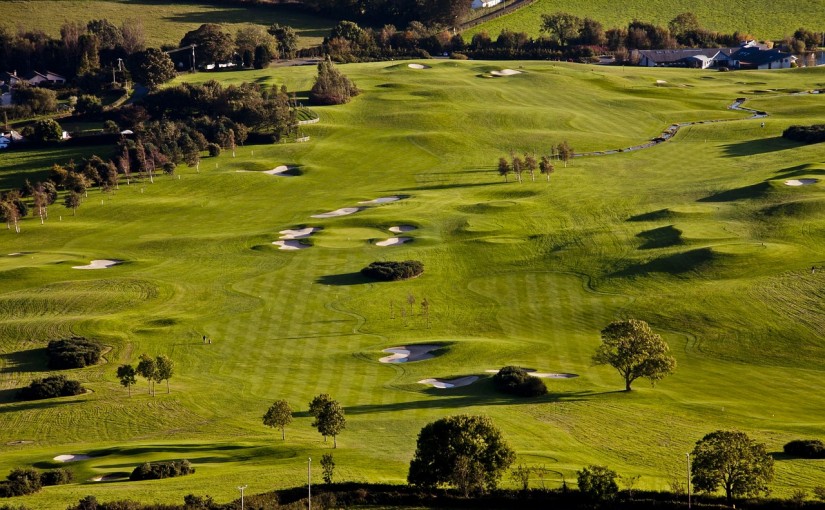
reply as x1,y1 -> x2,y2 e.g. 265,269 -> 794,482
0,0 -> 334,49
464,0 -> 825,43
1,62 -> 825,509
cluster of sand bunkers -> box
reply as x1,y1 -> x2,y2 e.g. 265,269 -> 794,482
378,344 -> 577,389
406,63 -> 522,78
272,193 -> 416,250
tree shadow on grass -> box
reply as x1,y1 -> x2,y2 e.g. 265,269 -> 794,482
636,225 -> 684,250
721,137 -> 799,157
698,182 -> 771,202
0,396 -> 85,412
612,248 -> 716,278
396,182 -> 499,192
0,348 -> 48,374
627,209 -> 674,222
316,272 -> 371,286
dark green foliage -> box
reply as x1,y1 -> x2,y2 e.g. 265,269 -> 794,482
783,439 -> 825,459
11,85 -> 57,115
40,468 -> 73,486
127,48 -> 176,90
16,375 -> 85,401
492,366 -> 547,397
309,58 -> 359,106
691,430 -> 774,502
207,143 -> 221,157
180,24 -> 234,66
783,125 -> 825,144
321,453 -> 335,484
408,415 -> 515,492
23,119 -> 63,144
129,460 -> 194,481
577,465 -> 618,502
0,468 -> 42,498
361,260 -> 423,281
75,95 -> 104,117
46,337 -> 102,369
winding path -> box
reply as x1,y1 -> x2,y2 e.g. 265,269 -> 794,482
574,98 -> 767,158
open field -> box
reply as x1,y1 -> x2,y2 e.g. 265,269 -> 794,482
464,0 -> 825,43
0,0 -> 333,49
1,61 -> 825,508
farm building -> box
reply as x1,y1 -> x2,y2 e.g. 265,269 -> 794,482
636,41 -> 796,70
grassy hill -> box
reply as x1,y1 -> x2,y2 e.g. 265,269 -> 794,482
0,61 -> 825,508
0,0 -> 333,49
463,0 -> 825,42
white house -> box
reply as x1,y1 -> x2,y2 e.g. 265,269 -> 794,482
471,0 -> 502,8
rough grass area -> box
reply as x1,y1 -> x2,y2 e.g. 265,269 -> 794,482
0,61 -> 825,508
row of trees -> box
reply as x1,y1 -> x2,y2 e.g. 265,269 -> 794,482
117,354 -> 174,397
496,143 -> 572,183
263,394 -> 347,447
179,23 -> 299,70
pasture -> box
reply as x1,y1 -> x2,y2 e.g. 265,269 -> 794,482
0,61 -> 825,508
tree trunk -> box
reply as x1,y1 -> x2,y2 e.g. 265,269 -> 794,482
333,435 -> 337,449
625,379 -> 632,391
546,174 -> 550,182
282,428 -> 285,440
166,379 -> 170,394
128,384 -> 131,397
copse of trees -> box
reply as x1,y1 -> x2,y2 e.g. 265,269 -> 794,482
129,460 -> 194,481
309,57 -> 360,105
361,260 -> 424,281
16,375 -> 85,401
308,394 -> 346,448
784,439 -> 825,459
46,337 -> 102,369
783,124 -> 825,144
303,0 -> 472,29
0,467 -> 71,498
492,366 -> 547,397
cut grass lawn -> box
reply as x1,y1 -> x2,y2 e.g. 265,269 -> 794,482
0,0 -> 334,49
463,0 -> 825,43
1,61 -> 825,508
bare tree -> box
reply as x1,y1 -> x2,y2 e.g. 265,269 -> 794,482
539,155 -> 555,182
511,155 -> 524,183
524,153 -> 538,182
407,293 -> 415,316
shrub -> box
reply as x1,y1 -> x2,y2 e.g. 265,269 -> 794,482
361,260 -> 423,281
577,465 -> 618,502
16,375 -> 86,401
450,52 -> 469,60
309,58 -> 360,105
784,439 -> 825,458
0,468 -> 42,498
129,460 -> 194,481
783,124 -> 825,144
47,337 -> 102,369
207,143 -> 221,157
492,366 -> 547,397
40,468 -> 73,486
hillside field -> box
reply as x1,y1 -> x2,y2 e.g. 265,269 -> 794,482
464,0 -> 825,43
0,61 -> 824,508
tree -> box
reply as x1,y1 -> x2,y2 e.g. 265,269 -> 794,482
309,57 -> 359,106
26,119 -> 62,144
128,48 -> 176,91
691,430 -> 774,502
0,199 -> 20,233
155,355 -> 174,394
263,400 -> 293,440
63,191 -> 81,216
136,353 -> 157,396
511,154 -> 523,183
557,140 -> 573,167
523,153 -> 538,182
539,155 -> 554,182
592,319 -> 676,391
540,12 -> 583,48
669,12 -> 701,39
577,465 -> 619,502
313,399 -> 346,448
117,364 -> 137,396
75,95 -> 103,117
268,24 -> 299,59
181,24 -> 234,66
497,157 -> 511,182
253,44 -> 273,70
320,453 -> 335,484
235,26 -> 276,63
408,415 -> 515,492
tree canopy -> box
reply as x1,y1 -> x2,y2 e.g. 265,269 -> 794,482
312,398 -> 346,448
592,319 -> 676,391
128,48 -> 176,90
263,400 -> 293,440
309,57 -> 359,106
691,430 -> 774,501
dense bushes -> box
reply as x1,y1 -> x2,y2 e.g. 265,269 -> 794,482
492,366 -> 547,397
361,260 -> 423,281
0,468 -> 71,498
784,439 -> 825,458
309,58 -> 360,106
129,460 -> 194,481
783,124 -> 825,144
47,337 -> 103,369
16,375 -> 86,401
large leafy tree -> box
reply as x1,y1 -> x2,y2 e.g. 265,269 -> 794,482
691,430 -> 774,502
540,12 -> 583,48
592,319 -> 676,391
136,353 -> 157,396
408,415 -> 515,493
263,400 -> 293,440
267,24 -> 299,59
313,399 -> 346,448
116,364 -> 137,396
128,48 -> 176,90
309,57 -> 359,105
154,355 -> 174,394
181,24 -> 234,66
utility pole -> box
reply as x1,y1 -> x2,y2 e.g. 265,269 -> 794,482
237,485 -> 247,510
308,457 -> 312,510
686,453 -> 691,509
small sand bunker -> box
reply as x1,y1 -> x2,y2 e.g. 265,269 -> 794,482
656,79 -> 668,85
7,253 -> 23,257
376,237 -> 412,247
485,369 -> 578,379
273,240 -> 309,250
91,472 -> 129,482
389,225 -> 417,234
54,454 -> 91,462
264,165 -> 294,176
358,196 -> 402,205
72,260 -> 120,270
279,227 -> 319,239
490,69 -> 522,77
380,345 -> 441,363
408,63 -> 430,70
311,207 -> 362,219
419,376 -> 479,389
785,179 -> 818,186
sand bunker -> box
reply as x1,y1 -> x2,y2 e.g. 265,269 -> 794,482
54,454 -> 91,462
485,369 -> 578,379
358,196 -> 402,205
490,69 -> 522,77
91,472 -> 129,482
785,179 -> 818,186
389,225 -> 416,233
72,260 -> 120,270
311,207 -> 362,219
408,63 -> 430,69
418,376 -> 479,389
264,165 -> 294,176
380,345 -> 441,363
376,237 -> 412,247
279,227 -> 319,239
273,240 -> 309,250
656,79 -> 668,85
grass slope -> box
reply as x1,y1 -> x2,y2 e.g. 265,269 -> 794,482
0,62 -> 824,508
0,0 -> 333,49
464,0 -> 825,43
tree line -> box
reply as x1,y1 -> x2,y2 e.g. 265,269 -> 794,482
263,394 -> 346,447
117,354 -> 174,397
496,142 -> 571,183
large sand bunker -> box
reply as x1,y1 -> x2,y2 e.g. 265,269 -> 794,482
279,227 -> 319,239
72,260 -> 120,270
54,454 -> 91,462
273,240 -> 309,250
389,225 -> 417,233
785,179 -> 818,186
376,237 -> 412,247
311,207 -> 362,219
485,369 -> 578,379
418,376 -> 479,388
408,63 -> 430,69
380,345 -> 440,363
264,165 -> 294,176
490,69 -> 522,76
358,196 -> 402,205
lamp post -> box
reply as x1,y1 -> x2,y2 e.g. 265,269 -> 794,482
686,453 -> 691,509
308,457 -> 312,510
237,485 -> 247,510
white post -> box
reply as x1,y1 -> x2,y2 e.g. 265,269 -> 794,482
308,457 -> 312,510
686,453 -> 691,509
237,485 -> 247,510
